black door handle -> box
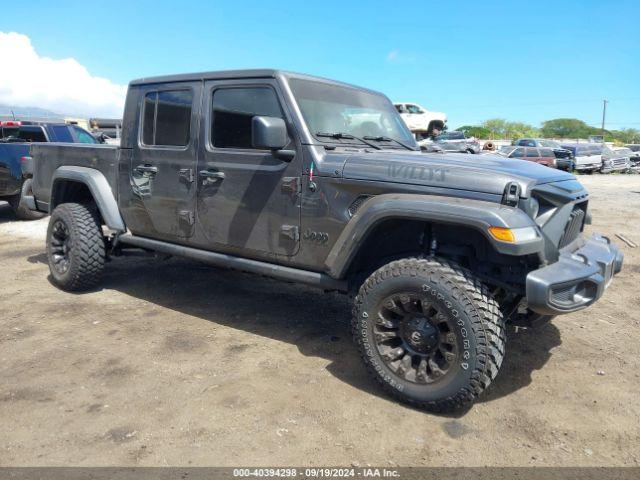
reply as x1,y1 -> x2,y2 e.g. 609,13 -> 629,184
199,170 -> 225,185
135,165 -> 158,175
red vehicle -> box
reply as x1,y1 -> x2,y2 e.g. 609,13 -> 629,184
497,146 -> 557,168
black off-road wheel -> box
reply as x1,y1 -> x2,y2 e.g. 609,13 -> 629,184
352,257 -> 506,412
8,179 -> 45,220
46,203 -> 105,291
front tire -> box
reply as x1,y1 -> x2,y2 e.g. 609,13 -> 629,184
46,203 -> 105,291
352,257 -> 505,411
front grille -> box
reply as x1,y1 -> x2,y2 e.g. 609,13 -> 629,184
558,205 -> 586,248
612,157 -> 628,168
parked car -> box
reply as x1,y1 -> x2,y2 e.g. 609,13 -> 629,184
24,69 -> 622,411
496,146 -> 557,168
0,120 -> 97,219
624,144 -> 640,167
514,138 -> 574,171
394,102 -> 447,135
601,146 -> 631,173
433,130 -> 480,154
560,143 -> 602,173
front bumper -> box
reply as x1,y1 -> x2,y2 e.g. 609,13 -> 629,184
526,234 -> 623,315
575,162 -> 600,171
601,161 -> 630,173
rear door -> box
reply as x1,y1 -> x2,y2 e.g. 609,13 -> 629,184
193,79 -> 301,258
129,82 -> 201,240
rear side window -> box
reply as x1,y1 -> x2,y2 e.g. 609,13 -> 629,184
141,89 -> 193,147
211,87 -> 283,149
51,125 -> 74,142
17,127 -> 47,142
526,148 -> 540,157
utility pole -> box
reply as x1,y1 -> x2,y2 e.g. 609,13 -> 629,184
601,99 -> 608,134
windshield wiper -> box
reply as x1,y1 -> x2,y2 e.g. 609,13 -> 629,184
316,132 -> 381,150
363,135 -> 416,151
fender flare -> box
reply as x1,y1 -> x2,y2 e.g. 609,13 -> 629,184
325,193 -> 543,279
51,166 -> 126,232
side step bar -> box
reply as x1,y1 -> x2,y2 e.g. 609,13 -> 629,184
118,233 -> 347,292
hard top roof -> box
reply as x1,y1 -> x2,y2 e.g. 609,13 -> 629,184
129,69 -> 382,95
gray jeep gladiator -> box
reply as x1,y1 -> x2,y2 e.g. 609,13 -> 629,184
25,70 -> 623,411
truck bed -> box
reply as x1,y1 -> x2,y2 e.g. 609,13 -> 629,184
0,143 -> 30,197
30,143 -> 121,211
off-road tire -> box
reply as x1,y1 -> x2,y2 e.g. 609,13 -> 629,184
8,179 -> 45,220
46,203 -> 105,291
352,257 -> 506,412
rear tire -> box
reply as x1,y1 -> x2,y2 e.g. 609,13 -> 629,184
352,257 -> 506,412
9,179 -> 45,220
46,203 -> 105,291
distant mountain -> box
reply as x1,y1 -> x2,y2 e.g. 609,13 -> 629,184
0,104 -> 65,121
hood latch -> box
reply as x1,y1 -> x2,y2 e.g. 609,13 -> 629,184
502,182 -> 521,207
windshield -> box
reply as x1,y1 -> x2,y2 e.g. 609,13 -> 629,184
539,140 -> 560,148
288,78 -> 415,146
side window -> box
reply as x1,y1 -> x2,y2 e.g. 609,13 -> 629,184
17,127 -> 47,142
141,89 -> 193,147
73,126 -> 97,144
211,87 -> 283,149
51,125 -> 74,142
511,147 -> 525,158
406,104 -> 421,114
526,148 -> 540,157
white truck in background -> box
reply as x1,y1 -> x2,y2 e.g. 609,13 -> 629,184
394,102 -> 447,135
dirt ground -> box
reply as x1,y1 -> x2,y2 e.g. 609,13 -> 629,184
0,175 -> 638,467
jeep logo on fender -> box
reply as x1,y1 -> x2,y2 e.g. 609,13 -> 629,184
303,228 -> 329,244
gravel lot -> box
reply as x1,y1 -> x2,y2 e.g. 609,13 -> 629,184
0,175 -> 638,467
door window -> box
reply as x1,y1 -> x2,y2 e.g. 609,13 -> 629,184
72,126 -> 98,143
406,104 -> 422,114
211,87 -> 283,149
51,125 -> 74,142
141,89 -> 193,147
511,147 -> 525,158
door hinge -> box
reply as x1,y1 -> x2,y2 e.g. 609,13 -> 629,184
178,210 -> 195,226
178,168 -> 194,184
281,177 -> 301,195
280,225 -> 299,242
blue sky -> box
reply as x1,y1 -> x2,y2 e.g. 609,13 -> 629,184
1,0 -> 639,129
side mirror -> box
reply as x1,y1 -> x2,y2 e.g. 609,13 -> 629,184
252,116 -> 287,150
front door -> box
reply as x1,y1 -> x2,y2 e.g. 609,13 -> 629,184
129,83 -> 200,240
194,80 -> 300,258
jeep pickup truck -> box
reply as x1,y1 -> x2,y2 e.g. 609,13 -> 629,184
24,70 -> 623,411
0,120 -> 98,219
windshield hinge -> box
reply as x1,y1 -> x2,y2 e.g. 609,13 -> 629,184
502,182 -> 521,207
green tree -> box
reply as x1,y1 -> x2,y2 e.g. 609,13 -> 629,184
539,118 -> 598,139
479,119 -> 539,139
456,125 -> 491,139
481,118 -> 508,138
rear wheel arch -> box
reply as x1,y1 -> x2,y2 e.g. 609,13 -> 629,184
50,167 -> 125,232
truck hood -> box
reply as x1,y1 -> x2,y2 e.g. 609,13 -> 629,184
341,151 -> 575,197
